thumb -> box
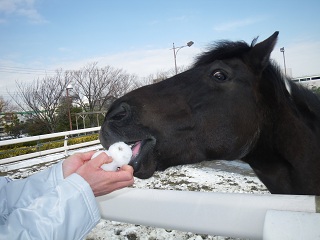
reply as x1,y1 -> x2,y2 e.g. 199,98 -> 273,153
91,152 -> 113,168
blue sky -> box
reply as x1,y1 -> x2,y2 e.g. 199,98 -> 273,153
0,0 -> 320,99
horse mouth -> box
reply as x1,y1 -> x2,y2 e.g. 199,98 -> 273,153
128,138 -> 156,173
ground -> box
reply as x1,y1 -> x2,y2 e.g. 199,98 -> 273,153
1,151 -> 269,240
86,160 -> 269,240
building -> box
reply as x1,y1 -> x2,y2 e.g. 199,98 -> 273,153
292,75 -> 320,89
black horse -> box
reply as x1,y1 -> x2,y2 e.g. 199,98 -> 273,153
100,32 -> 320,195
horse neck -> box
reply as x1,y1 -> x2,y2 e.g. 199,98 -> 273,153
244,97 -> 320,194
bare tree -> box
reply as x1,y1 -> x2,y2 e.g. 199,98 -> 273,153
137,65 -> 191,87
68,62 -> 137,126
0,96 -> 18,113
10,70 -> 69,133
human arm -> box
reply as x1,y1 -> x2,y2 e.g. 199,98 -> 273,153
0,170 -> 100,240
0,160 -> 65,223
0,151 -> 134,239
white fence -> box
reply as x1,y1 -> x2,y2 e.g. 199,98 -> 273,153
1,128 -> 320,239
98,188 -> 320,240
0,127 -> 101,165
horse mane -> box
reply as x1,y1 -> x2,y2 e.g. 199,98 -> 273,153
288,78 -> 320,128
263,60 -> 320,125
193,38 -> 258,67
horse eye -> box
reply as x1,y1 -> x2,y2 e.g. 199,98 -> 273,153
212,71 -> 227,82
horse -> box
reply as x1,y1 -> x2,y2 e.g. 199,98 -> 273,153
100,32 -> 320,195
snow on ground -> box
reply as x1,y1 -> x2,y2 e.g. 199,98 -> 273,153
86,160 -> 269,240
1,149 -> 270,240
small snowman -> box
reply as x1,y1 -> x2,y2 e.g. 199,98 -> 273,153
91,142 -> 132,171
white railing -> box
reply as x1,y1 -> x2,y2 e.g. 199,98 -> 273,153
98,188 -> 320,240
0,127 -> 101,165
1,127 -> 320,239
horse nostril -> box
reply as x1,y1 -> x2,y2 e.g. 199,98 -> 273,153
108,103 -> 131,121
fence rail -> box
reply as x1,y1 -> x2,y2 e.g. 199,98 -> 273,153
98,188 -> 320,240
0,127 -> 101,165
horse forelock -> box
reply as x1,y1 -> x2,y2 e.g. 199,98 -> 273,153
193,40 -> 251,67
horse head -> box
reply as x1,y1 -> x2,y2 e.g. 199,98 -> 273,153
100,32 -> 320,195
100,32 -> 277,177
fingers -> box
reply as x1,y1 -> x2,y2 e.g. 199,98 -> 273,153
81,151 -> 97,160
108,179 -> 135,193
105,165 -> 134,184
79,165 -> 134,197
120,164 -> 134,173
72,151 -> 95,161
95,170 -> 134,196
90,152 -> 113,168
62,151 -> 97,178
74,152 -> 134,197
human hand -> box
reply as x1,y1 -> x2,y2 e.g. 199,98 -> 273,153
92,142 -> 132,171
62,151 -> 98,178
76,152 -> 134,197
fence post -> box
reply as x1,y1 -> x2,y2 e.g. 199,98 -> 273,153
64,135 -> 68,156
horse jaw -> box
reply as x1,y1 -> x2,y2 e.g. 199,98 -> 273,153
237,127 -> 261,159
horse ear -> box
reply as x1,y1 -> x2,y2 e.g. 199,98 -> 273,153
248,31 -> 279,72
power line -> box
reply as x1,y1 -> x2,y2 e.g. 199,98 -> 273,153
0,66 -> 57,75
0,66 -> 56,72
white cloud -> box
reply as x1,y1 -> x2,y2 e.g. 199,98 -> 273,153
0,0 -> 46,24
213,18 -> 262,32
147,20 -> 160,26
0,47 -> 201,100
58,47 -> 71,53
2,39 -> 319,100
271,40 -> 320,77
0,0 -> 16,12
168,15 -> 187,22
50,47 -> 202,77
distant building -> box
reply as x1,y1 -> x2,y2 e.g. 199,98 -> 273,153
291,75 -> 320,89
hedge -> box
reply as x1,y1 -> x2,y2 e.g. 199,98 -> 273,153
0,134 -> 99,159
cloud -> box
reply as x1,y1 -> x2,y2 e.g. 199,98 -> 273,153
168,15 -> 187,22
58,47 -> 71,53
213,18 -> 262,32
0,0 -> 46,24
56,39 -> 319,80
1,40 -> 319,99
49,47 -> 202,78
0,47 -> 201,97
271,40 -> 320,77
147,20 -> 160,26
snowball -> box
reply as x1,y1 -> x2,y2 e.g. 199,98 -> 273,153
91,142 -> 132,171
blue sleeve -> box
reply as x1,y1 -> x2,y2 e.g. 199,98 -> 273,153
0,163 -> 101,240
0,161 -> 64,222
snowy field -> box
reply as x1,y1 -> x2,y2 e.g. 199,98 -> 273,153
86,160 -> 269,240
1,148 -> 270,240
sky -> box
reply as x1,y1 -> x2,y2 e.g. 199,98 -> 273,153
0,0 -> 320,100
